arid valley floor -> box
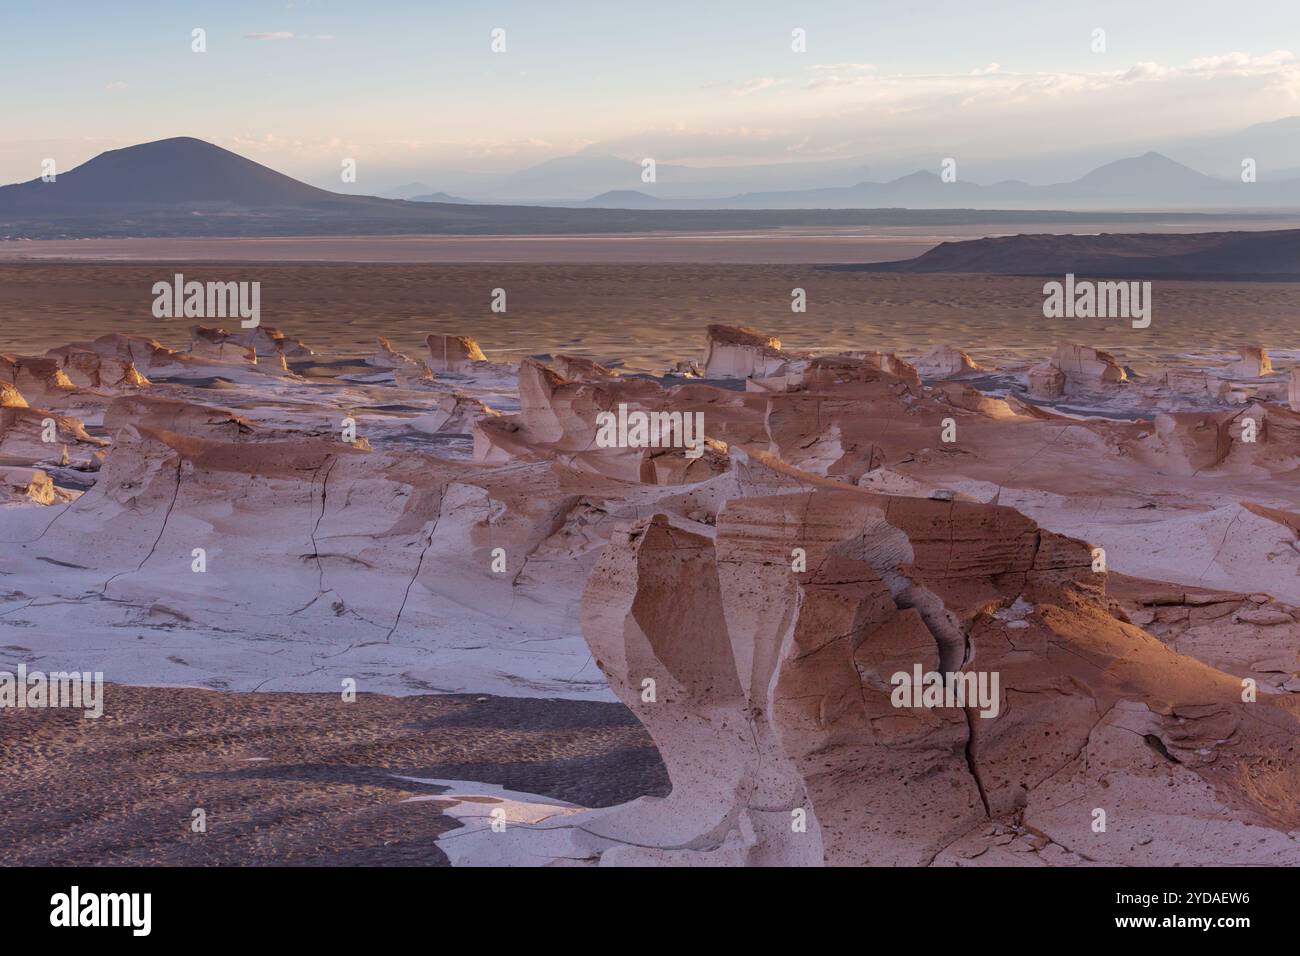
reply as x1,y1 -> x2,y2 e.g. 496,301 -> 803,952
3,259 -> 1300,370
2,255 -> 1299,866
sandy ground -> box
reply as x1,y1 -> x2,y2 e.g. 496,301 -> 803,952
0,232 -> 938,265
2,261 -> 1299,373
3,222 -> 1294,264
0,685 -> 667,865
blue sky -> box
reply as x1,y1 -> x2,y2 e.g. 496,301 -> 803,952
4,0 -> 1299,186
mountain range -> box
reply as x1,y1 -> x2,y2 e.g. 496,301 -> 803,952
455,152 -> 1300,210
0,137 -> 1296,240
344,117 -> 1300,208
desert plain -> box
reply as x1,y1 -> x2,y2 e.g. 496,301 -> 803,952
1,246 -> 1299,866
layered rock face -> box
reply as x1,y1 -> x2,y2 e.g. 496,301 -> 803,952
3,321 -> 1299,867
446,481 -> 1300,865
702,324 -> 787,378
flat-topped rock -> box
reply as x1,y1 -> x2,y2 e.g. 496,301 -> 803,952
703,324 -> 785,379
426,334 -> 487,373
913,345 -> 981,380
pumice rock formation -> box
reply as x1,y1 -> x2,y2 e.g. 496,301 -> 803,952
367,336 -> 433,380
441,477 -> 1300,866
188,325 -> 310,371
914,345 -> 981,380
0,381 -> 28,407
3,323 -> 1298,867
1,354 -> 79,407
702,324 -> 787,379
552,354 -> 620,381
0,465 -> 59,505
474,357 -> 728,484
1027,362 -> 1066,399
45,341 -> 151,389
426,333 -> 488,373
1050,343 -> 1127,392
1226,345 -> 1273,378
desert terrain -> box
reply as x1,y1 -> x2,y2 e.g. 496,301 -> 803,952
1,282 -> 1298,865
0,686 -> 664,865
2,260 -> 1299,373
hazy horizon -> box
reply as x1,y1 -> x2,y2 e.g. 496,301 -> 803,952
5,0 -> 1300,195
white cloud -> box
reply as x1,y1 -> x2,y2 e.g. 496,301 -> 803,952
729,77 -> 780,97
563,50 -> 1300,170
242,31 -> 334,42
1186,50 -> 1295,73
806,63 -> 878,88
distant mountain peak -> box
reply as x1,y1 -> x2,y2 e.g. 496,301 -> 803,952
408,191 -> 476,204
1,136 -> 338,206
576,189 -> 664,208
891,169 -> 942,183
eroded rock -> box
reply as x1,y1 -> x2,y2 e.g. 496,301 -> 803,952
426,334 -> 488,373
703,324 -> 786,379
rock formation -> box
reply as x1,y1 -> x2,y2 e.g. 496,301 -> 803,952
365,337 -> 434,385
702,324 -> 786,379
0,381 -> 28,408
1052,343 -> 1127,390
46,342 -> 151,389
0,466 -> 58,505
4,323 -> 1299,868
913,345 -> 981,380
1,354 -> 78,407
439,479 -> 1300,865
426,334 -> 488,373
1226,345 -> 1273,378
552,354 -> 619,380
1027,362 -> 1066,399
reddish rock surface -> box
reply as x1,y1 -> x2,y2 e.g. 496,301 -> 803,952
2,322 -> 1298,867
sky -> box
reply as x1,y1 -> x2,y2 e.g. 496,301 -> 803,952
3,0 -> 1300,189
